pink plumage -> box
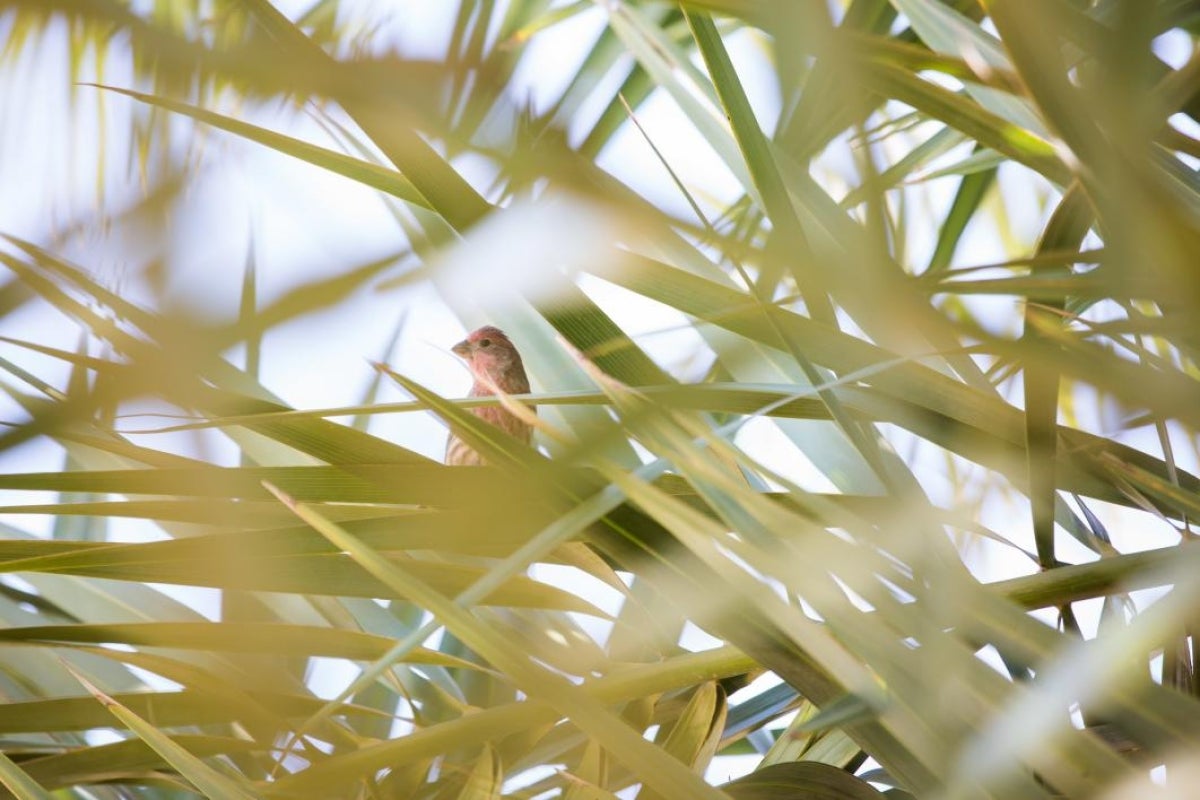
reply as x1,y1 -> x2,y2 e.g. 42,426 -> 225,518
444,326 -> 535,466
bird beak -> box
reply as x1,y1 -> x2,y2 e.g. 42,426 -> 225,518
451,339 -> 471,358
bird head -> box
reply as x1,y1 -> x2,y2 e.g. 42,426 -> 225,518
452,326 -> 529,392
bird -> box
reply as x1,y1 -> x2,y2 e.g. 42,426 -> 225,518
444,325 -> 535,466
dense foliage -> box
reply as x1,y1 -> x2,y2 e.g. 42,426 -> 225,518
0,1 -> 1198,798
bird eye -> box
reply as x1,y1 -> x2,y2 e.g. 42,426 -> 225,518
479,338 -> 492,348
